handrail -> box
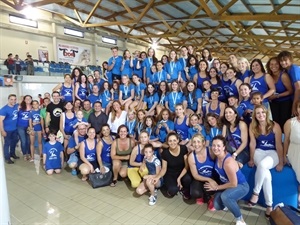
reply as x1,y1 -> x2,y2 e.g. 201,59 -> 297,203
0,135 -> 11,224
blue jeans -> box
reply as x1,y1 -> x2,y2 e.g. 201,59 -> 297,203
3,130 -> 18,160
214,182 -> 249,218
17,126 -> 30,155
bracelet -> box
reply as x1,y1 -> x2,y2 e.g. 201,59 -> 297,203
233,152 -> 238,157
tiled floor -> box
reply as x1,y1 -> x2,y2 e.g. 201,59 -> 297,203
5,154 -> 269,225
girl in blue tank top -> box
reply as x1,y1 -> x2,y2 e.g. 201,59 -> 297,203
237,57 -> 251,82
204,113 -> 222,146
156,108 -> 174,143
100,82 -> 112,109
74,74 -> 88,102
174,104 -> 189,144
100,136 -> 113,166
249,59 -> 276,103
60,83 -> 73,102
225,68 -> 242,98
205,136 -> 249,225
186,55 -> 198,81
194,60 -> 210,91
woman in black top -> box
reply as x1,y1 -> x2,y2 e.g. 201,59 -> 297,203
153,132 -> 192,199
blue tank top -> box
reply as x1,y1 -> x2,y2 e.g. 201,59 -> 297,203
226,124 -> 242,151
17,109 -> 30,127
197,75 -> 209,90
61,83 -> 73,102
189,66 -> 198,80
135,144 -> 144,163
77,84 -> 88,100
227,79 -> 240,97
221,76 -> 231,97
237,70 -> 251,82
84,139 -> 97,162
194,147 -> 215,178
101,137 -> 113,164
256,131 -> 276,151
30,109 -> 42,131
250,75 -> 268,102
274,72 -> 291,102
208,102 -> 221,116
175,116 -> 189,140
214,154 -> 247,184
211,83 -> 226,102
64,112 -> 76,135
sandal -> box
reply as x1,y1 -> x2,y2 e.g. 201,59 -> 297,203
265,206 -> 272,219
110,180 -> 117,187
248,192 -> 259,207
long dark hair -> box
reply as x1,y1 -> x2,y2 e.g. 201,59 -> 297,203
222,106 -> 240,129
184,81 -> 197,101
20,95 -> 32,111
250,58 -> 266,75
71,67 -> 83,80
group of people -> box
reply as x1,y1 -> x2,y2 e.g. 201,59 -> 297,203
4,53 -> 35,75
1,46 -> 300,225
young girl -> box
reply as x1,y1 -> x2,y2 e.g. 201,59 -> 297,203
126,110 -> 137,139
225,68 -> 242,98
165,50 -> 183,87
237,57 -> 251,82
165,80 -> 184,114
185,55 -> 198,81
194,60 -> 209,91
136,143 -> 162,206
43,130 -> 64,175
74,74 -> 88,102
121,49 -> 133,78
135,109 -> 146,139
119,75 -> 135,112
148,65 -> 157,84
183,81 -> 203,116
87,75 -> 95,95
130,74 -> 146,111
143,83 -> 159,116
209,67 -> 226,102
102,61 -> 113,85
111,81 -> 120,101
204,113 -> 222,146
188,114 -> 206,141
100,81 -> 112,114
201,48 -> 214,70
29,100 -> 44,161
153,61 -> 167,87
144,116 -> 161,146
239,83 -> 253,124
220,62 -> 231,98
174,104 -> 190,145
202,80 -> 212,114
156,81 -> 169,116
156,109 -> 174,144
143,48 -> 158,83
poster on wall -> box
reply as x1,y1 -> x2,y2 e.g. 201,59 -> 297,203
0,75 -> 13,87
38,49 -> 49,62
57,43 -> 91,66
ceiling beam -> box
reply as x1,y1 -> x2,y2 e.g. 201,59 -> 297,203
215,14 -> 299,21
83,0 -> 102,25
215,0 -> 238,16
119,0 -> 136,20
198,0 -> 213,17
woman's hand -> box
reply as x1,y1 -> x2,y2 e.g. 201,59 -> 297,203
100,166 -> 106,174
248,159 -> 255,167
177,178 -> 183,189
204,182 -> 218,191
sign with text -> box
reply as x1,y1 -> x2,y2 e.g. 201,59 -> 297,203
57,43 -> 91,66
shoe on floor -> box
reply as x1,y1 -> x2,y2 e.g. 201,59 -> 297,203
207,198 -> 216,211
149,195 -> 157,206
71,169 -> 77,176
196,197 -> 204,205
6,159 -> 14,164
236,220 -> 246,225
10,155 -> 20,159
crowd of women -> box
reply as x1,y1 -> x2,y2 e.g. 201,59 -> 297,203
1,46 -> 300,225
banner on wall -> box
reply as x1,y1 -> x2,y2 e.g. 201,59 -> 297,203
0,75 -> 13,87
38,50 -> 49,62
57,43 -> 91,66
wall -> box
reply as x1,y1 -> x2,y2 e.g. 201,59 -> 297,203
0,4 -> 167,67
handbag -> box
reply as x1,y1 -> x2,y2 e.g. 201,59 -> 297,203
89,170 -> 112,189
270,204 -> 300,225
226,127 -> 239,154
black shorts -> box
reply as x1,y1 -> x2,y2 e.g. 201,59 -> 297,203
78,159 -> 99,170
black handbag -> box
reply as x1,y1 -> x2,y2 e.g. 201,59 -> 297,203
89,171 -> 112,189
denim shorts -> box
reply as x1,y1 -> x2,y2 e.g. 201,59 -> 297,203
67,152 -> 78,165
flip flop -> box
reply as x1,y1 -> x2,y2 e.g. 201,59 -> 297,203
110,180 -> 117,187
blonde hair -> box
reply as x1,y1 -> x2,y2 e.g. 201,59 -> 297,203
238,57 -> 250,70
250,105 -> 274,138
191,133 -> 205,143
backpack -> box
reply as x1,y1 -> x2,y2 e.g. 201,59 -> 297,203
4,59 -> 8,66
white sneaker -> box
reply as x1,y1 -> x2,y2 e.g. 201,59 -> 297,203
223,207 -> 228,211
149,195 -> 157,206
236,220 -> 246,225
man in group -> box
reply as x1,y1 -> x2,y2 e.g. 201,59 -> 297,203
82,99 -> 93,120
88,101 -> 108,136
67,123 -> 87,175
45,91 -> 64,134
107,46 -> 123,82
0,94 -> 19,164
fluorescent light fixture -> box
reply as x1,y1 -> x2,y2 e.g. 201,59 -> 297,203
9,14 -> 37,28
64,28 -> 84,38
102,37 -> 117,45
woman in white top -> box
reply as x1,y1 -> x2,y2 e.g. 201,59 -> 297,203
107,100 -> 127,135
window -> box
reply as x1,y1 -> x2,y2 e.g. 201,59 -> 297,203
64,28 -> 84,38
9,14 -> 37,28
102,36 -> 117,45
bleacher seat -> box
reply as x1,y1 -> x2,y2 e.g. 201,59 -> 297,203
241,164 -> 298,208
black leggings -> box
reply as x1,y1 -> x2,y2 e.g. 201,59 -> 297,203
163,172 -> 192,196
190,180 -> 215,202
